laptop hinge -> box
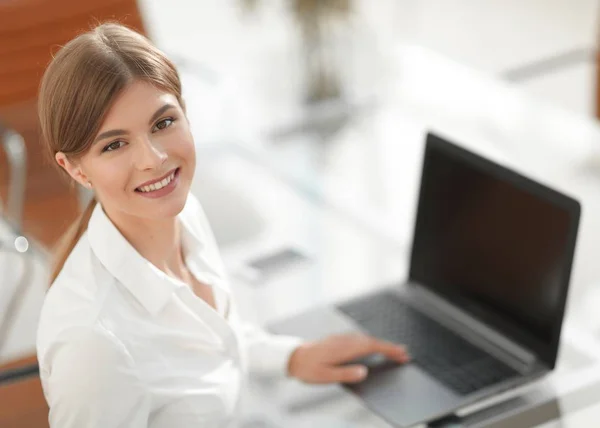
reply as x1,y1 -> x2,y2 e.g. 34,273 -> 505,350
408,284 -> 538,371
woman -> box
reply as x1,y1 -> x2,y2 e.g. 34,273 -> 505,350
35,23 -> 409,427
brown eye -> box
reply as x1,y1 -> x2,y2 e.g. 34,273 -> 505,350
153,118 -> 174,132
103,140 -> 126,152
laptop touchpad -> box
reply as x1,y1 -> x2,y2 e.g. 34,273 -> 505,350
345,364 -> 460,428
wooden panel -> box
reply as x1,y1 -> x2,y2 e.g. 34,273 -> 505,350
0,355 -> 48,428
0,377 -> 48,428
1,409 -> 49,428
1,0 -> 139,30
0,0 -> 146,105
597,51 -> 600,119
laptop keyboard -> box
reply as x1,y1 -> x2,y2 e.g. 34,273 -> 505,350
337,290 -> 519,395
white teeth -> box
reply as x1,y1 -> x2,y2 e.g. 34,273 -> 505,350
137,170 -> 177,193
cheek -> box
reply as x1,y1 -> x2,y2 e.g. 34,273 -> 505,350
183,140 -> 196,167
173,131 -> 196,171
90,159 -> 132,197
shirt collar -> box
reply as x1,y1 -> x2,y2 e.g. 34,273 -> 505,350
87,196 -> 207,316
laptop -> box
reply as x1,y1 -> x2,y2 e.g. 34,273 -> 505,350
269,132 -> 581,427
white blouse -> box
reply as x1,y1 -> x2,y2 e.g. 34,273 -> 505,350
36,194 -> 302,427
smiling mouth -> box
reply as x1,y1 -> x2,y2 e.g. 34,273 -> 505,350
135,168 -> 179,193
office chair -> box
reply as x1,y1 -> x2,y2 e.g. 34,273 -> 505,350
0,124 -> 33,356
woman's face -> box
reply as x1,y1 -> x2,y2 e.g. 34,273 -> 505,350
58,80 -> 196,221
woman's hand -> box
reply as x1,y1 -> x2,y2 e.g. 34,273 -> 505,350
287,334 -> 409,384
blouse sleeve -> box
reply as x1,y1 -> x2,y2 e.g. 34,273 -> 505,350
43,327 -> 150,428
237,321 -> 303,377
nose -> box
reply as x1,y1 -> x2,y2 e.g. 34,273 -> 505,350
134,136 -> 167,171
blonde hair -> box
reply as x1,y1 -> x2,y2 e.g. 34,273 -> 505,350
38,23 -> 185,284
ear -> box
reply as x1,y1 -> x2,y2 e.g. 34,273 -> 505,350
55,152 -> 91,188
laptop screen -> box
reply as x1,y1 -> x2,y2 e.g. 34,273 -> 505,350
409,133 -> 580,367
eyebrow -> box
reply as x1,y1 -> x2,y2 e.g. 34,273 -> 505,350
93,103 -> 177,144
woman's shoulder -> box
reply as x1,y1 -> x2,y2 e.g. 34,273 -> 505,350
46,232 -> 106,309
37,281 -> 126,377
38,233 -> 118,362
37,322 -> 137,390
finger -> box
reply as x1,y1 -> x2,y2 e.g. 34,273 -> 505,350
369,339 -> 410,363
317,364 -> 369,384
340,335 -> 409,363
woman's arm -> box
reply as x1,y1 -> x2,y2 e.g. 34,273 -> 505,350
238,319 -> 409,384
43,327 -> 150,427
237,321 -> 304,377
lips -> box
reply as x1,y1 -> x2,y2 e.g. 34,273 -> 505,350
135,168 -> 179,193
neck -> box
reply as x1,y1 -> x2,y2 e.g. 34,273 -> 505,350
105,207 -> 187,278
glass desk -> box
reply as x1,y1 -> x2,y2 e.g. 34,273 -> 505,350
180,44 -> 600,426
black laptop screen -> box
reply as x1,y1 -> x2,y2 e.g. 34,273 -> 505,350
409,134 -> 579,367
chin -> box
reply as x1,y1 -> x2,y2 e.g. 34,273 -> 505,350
124,190 -> 189,222
150,191 -> 189,219
164,194 -> 189,217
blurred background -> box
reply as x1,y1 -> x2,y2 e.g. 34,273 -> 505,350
3,1 -> 600,427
